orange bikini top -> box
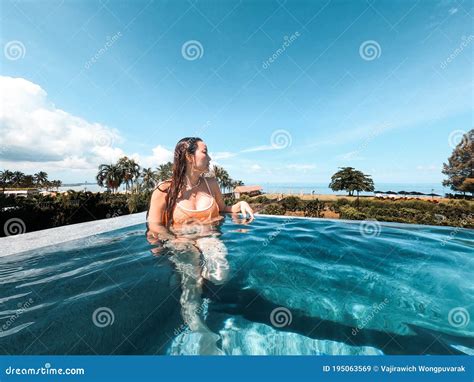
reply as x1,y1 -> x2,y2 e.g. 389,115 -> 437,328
157,177 -> 221,226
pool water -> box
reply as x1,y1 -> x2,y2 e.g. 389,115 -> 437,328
0,215 -> 472,355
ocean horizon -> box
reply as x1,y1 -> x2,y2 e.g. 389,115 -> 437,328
60,182 -> 448,196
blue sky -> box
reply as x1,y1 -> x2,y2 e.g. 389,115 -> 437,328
1,0 -> 472,185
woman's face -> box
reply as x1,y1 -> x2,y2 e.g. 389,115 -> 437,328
189,140 -> 211,172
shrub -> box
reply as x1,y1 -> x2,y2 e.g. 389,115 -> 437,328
253,195 -> 270,203
338,205 -> 366,220
261,203 -> 286,215
304,199 -> 324,217
281,196 -> 302,211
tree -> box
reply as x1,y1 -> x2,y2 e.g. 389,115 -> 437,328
118,157 -> 141,193
156,162 -> 173,181
329,167 -> 375,197
96,164 -> 123,193
11,171 -> 25,188
0,169 -> 13,192
442,129 -> 473,196
34,171 -> 49,189
141,167 -> 157,190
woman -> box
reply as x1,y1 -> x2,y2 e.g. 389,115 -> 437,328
146,137 -> 254,354
147,136 -> 254,233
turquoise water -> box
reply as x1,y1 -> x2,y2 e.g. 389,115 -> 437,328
0,216 -> 472,355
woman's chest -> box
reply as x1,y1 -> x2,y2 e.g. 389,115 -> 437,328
176,190 -> 213,210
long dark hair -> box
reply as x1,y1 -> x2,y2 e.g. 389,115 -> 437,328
161,137 -> 202,226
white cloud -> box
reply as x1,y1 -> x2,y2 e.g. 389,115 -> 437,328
139,145 -> 174,168
249,164 -> 262,171
211,151 -> 237,160
285,164 -> 316,170
416,164 -> 442,172
0,76 -> 125,172
240,144 -> 282,153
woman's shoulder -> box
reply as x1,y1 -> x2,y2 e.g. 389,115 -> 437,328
152,180 -> 172,197
204,175 -> 218,186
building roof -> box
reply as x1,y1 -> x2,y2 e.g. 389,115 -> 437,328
234,185 -> 263,193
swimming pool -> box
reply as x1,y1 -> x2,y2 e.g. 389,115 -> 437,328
0,214 -> 472,355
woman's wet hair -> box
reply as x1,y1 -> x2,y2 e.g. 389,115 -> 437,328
161,137 -> 203,226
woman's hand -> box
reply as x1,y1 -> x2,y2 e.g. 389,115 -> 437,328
233,201 -> 254,221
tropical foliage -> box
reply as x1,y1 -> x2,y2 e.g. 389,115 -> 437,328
0,170 -> 62,191
442,129 -> 473,195
329,167 -> 375,197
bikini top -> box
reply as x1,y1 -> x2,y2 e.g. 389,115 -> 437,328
155,177 -> 220,226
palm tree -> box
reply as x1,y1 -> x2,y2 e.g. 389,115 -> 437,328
141,167 -> 157,190
11,171 -> 26,188
96,164 -> 123,193
52,180 -> 62,191
156,162 -> 173,181
34,171 -> 49,189
212,165 -> 231,193
118,157 -> 141,193
0,169 -> 13,192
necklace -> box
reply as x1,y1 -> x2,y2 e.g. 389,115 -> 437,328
185,175 -> 201,191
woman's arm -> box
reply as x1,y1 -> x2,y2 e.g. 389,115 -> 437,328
147,183 -> 175,242
209,178 -> 255,219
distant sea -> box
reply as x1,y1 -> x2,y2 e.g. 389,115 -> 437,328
262,182 -> 447,196
59,182 -> 448,196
